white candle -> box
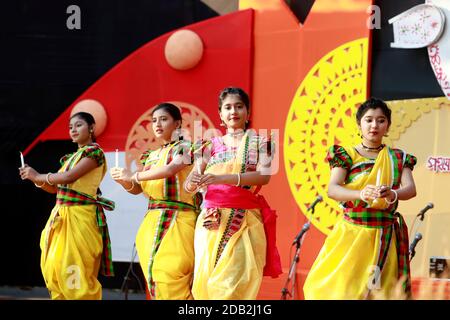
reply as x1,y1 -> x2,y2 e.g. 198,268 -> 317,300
20,152 -> 25,168
376,169 -> 381,186
115,149 -> 119,168
196,160 -> 201,174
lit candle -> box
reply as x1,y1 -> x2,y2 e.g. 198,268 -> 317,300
376,169 -> 381,186
115,149 -> 119,168
20,152 -> 25,168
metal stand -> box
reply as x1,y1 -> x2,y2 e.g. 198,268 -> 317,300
120,243 -> 144,300
280,208 -> 313,300
409,216 -> 425,262
409,233 -> 422,261
409,203 -> 433,262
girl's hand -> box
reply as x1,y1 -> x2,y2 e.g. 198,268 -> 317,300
198,174 -> 222,188
110,167 -> 133,182
376,185 -> 391,198
184,172 -> 203,192
189,172 -> 203,187
19,164 -> 38,182
360,184 -> 378,202
376,185 -> 397,202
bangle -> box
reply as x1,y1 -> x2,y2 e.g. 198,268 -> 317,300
124,180 -> 135,192
235,173 -> 241,187
46,173 -> 54,186
385,189 -> 398,204
360,190 -> 368,202
34,181 -> 45,188
133,172 -> 140,184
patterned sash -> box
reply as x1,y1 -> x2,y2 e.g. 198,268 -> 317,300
344,208 -> 411,296
56,186 -> 115,276
147,197 -> 201,212
142,140 -> 200,299
202,131 -> 281,277
145,198 -> 200,299
338,146 -> 411,296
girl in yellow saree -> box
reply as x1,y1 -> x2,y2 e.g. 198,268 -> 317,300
185,87 -> 282,300
19,112 -> 114,300
303,98 -> 417,300
110,103 -> 200,300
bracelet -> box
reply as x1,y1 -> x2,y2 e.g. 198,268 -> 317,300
34,181 -> 45,188
124,180 -> 135,192
235,173 -> 241,187
360,190 -> 368,202
133,172 -> 140,184
385,189 -> 398,204
46,172 -> 54,186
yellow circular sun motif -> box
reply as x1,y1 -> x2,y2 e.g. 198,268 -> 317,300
125,101 -> 218,170
284,38 -> 369,235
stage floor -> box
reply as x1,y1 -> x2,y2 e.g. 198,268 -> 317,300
0,286 -> 146,300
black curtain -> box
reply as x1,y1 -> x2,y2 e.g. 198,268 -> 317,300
0,0 -> 217,289
284,0 -> 315,24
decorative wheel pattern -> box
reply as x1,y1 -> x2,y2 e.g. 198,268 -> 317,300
284,39 -> 369,235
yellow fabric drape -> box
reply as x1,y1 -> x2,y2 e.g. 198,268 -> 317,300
344,147 -> 393,210
40,147 -> 106,300
192,132 -> 267,300
135,209 -> 196,300
303,146 -> 400,299
135,143 -> 197,300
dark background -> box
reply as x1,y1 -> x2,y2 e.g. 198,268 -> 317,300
0,0 -> 443,291
0,0 -> 218,291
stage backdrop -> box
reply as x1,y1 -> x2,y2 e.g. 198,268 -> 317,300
24,10 -> 254,263
240,0 -> 449,299
386,98 -> 450,279
19,0 -> 450,298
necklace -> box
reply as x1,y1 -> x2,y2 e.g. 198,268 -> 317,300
361,142 -> 385,152
226,130 -> 245,137
161,141 -> 176,148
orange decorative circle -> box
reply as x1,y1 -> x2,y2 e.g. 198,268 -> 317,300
165,29 -> 204,70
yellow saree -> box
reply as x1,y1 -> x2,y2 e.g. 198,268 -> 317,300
135,141 -> 199,300
303,145 -> 416,300
192,132 -> 273,300
40,144 -> 110,300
